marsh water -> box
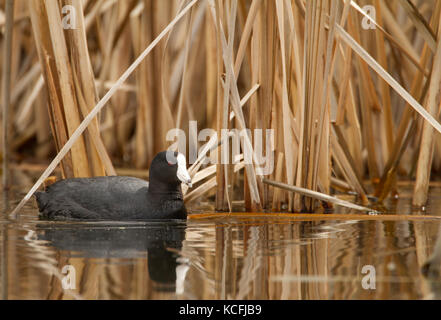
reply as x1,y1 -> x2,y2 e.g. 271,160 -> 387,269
1,181 -> 441,300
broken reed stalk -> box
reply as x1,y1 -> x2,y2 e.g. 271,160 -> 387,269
262,178 -> 375,213
1,0 -> 15,189
9,0 -> 199,218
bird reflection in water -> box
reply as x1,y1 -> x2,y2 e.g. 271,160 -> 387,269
35,220 -> 189,296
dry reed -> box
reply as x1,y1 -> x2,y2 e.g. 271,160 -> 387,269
2,0 -> 441,214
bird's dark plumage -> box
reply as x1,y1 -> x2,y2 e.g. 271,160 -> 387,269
35,151 -> 191,220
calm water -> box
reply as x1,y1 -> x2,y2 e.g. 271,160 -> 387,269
1,183 -> 441,299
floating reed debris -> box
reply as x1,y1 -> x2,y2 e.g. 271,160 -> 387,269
4,0 -> 441,215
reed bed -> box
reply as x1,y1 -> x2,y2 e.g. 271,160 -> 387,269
2,0 -> 441,213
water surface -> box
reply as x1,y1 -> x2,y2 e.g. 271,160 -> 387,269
1,184 -> 441,299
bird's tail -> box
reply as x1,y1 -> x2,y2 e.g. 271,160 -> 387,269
34,191 -> 49,218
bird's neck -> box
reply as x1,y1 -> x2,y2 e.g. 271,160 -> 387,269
148,179 -> 183,200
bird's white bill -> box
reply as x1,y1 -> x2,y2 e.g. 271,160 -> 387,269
176,153 -> 192,187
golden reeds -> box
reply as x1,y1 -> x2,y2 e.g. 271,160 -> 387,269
4,0 -> 441,214
1,0 -> 14,189
413,15 -> 441,206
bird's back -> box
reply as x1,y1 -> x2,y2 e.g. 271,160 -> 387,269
36,176 -> 150,220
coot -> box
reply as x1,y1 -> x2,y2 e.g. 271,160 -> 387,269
35,151 -> 192,220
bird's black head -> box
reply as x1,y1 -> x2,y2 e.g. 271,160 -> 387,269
149,151 -> 192,192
